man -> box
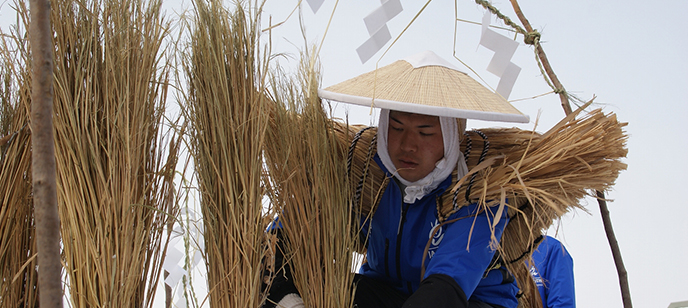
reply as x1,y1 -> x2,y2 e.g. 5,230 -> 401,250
265,51 -> 530,308
350,108 -> 517,308
529,236 -> 576,308
267,109 -> 517,308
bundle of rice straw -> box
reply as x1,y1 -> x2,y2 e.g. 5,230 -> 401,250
21,0 -> 181,305
340,104 -> 627,307
262,52 -> 358,308
183,0 -> 273,306
0,33 -> 38,307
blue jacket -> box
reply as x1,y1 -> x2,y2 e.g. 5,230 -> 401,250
529,236 -> 575,308
359,155 -> 518,308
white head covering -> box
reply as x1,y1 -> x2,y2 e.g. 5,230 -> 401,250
377,109 -> 469,203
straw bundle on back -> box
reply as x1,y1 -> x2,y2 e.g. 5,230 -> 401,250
183,1 -> 272,307
44,0 -> 180,306
0,36 -> 38,308
262,53 -> 358,308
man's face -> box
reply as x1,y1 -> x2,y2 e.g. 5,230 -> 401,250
387,110 -> 444,182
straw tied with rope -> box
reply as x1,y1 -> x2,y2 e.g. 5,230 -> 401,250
318,51 -> 627,308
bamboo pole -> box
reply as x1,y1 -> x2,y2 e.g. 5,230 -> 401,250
505,1 -> 633,307
28,0 -> 63,306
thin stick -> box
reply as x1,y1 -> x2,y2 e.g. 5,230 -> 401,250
507,0 -> 571,115
29,0 -> 63,306
507,1 -> 632,307
597,190 -> 633,308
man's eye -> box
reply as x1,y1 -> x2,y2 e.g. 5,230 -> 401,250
420,132 -> 434,136
391,126 -> 403,131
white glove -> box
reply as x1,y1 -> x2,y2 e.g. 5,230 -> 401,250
277,293 -> 305,308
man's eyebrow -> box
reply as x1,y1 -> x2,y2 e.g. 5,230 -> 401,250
390,114 -> 403,125
415,121 -> 436,128
389,114 -> 437,129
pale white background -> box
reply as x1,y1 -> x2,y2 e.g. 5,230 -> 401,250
2,0 -> 686,307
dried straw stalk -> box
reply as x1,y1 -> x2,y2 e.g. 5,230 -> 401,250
0,34 -> 38,307
36,0 -> 180,305
0,129 -> 36,308
263,53 -> 357,308
183,1 -> 272,307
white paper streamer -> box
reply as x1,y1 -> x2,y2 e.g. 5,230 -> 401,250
164,264 -> 187,287
479,11 -> 521,99
163,225 -> 185,289
163,209 -> 205,297
356,25 -> 392,64
356,0 -> 403,63
174,280 -> 188,304
363,0 -> 403,34
306,0 -> 324,13
163,234 -> 186,288
192,250 -> 203,267
496,62 -> 521,99
169,233 -> 182,247
163,244 -> 184,269
174,295 -> 186,308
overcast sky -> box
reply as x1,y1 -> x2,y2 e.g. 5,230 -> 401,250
2,0 -> 686,307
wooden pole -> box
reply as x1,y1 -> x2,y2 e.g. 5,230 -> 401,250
597,191 -> 633,308
29,0 -> 64,306
506,1 -> 633,307
164,271 -> 172,308
506,1 -> 572,115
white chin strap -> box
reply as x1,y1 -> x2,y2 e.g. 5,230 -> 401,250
377,109 -> 468,204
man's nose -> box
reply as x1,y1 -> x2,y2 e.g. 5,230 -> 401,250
400,132 -> 418,152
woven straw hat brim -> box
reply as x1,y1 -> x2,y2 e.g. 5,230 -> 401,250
319,59 -> 529,123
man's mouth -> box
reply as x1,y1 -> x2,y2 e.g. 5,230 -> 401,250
396,158 -> 418,169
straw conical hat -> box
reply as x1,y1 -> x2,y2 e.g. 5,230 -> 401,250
318,50 -> 529,123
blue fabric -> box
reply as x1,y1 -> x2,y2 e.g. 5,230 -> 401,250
529,236 -> 575,308
359,155 -> 518,308
267,216 -> 283,231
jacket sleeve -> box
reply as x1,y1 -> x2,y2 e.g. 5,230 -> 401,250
543,241 -> 576,308
422,204 -> 509,299
401,274 -> 468,308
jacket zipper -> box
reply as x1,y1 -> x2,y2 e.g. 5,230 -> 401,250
395,202 -> 410,281
384,239 -> 390,277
